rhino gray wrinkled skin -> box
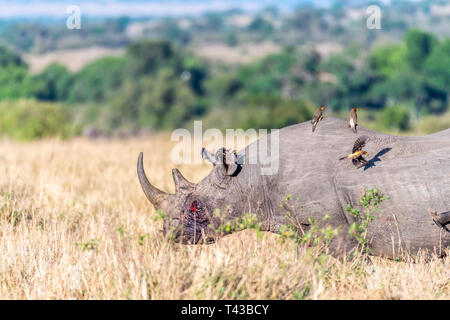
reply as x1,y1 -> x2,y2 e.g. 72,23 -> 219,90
137,117 -> 450,259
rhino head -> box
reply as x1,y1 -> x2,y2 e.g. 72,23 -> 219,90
137,148 -> 245,244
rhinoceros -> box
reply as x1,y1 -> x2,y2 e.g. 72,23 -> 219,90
137,117 -> 450,259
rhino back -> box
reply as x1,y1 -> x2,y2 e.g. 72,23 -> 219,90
333,127 -> 450,256
243,117 -> 450,256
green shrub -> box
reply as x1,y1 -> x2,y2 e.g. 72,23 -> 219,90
0,65 -> 33,99
32,63 -> 72,101
423,39 -> 450,94
346,188 -> 386,254
231,97 -> 314,130
0,100 -> 77,140
405,29 -> 437,71
369,44 -> 407,78
0,45 -> 33,99
377,105 -> 411,131
67,56 -> 128,103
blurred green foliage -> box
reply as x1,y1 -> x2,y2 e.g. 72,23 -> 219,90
0,100 -> 77,140
369,45 -> 406,78
67,57 -> 127,103
0,46 -> 33,99
0,26 -> 448,139
405,29 -> 437,71
378,105 -> 411,132
107,68 -> 207,130
424,40 -> 450,94
32,63 -> 72,101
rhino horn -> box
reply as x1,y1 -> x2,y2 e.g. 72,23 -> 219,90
172,168 -> 195,192
137,152 -> 170,206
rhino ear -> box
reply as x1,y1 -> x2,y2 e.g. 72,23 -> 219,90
202,147 -> 218,165
218,148 -> 239,176
202,147 -> 239,176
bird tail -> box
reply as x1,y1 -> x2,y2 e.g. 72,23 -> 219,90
352,125 -> 357,134
312,123 -> 316,132
339,156 -> 347,160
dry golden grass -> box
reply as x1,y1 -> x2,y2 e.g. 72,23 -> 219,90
0,136 -> 448,300
413,111 -> 450,135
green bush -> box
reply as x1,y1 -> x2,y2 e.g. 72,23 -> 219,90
32,63 -> 72,101
405,29 -> 437,71
67,56 -> 128,103
0,45 -> 33,99
0,65 -> 33,99
377,105 -> 411,131
126,39 -> 175,77
369,44 -> 407,78
107,68 -> 207,131
0,45 -> 27,67
232,97 -> 314,130
0,100 -> 77,140
424,39 -> 450,94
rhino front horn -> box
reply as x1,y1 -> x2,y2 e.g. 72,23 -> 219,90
137,152 -> 169,206
172,168 -> 194,192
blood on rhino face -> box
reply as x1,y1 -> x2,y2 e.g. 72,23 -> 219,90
137,148 -> 243,244
162,197 -> 218,244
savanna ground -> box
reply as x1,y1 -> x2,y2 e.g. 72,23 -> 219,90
0,136 -> 448,299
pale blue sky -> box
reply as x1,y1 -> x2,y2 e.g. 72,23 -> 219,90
0,0 -> 350,18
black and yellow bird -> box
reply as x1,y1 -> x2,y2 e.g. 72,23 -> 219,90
339,135 -> 370,167
311,106 -> 325,132
348,107 -> 359,133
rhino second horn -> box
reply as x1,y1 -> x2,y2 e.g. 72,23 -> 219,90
172,168 -> 194,192
137,152 -> 169,206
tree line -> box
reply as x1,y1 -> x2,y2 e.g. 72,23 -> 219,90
0,29 -> 449,139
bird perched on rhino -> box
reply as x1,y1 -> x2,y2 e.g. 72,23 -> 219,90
348,107 -> 359,133
311,106 -> 326,132
339,135 -> 370,167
